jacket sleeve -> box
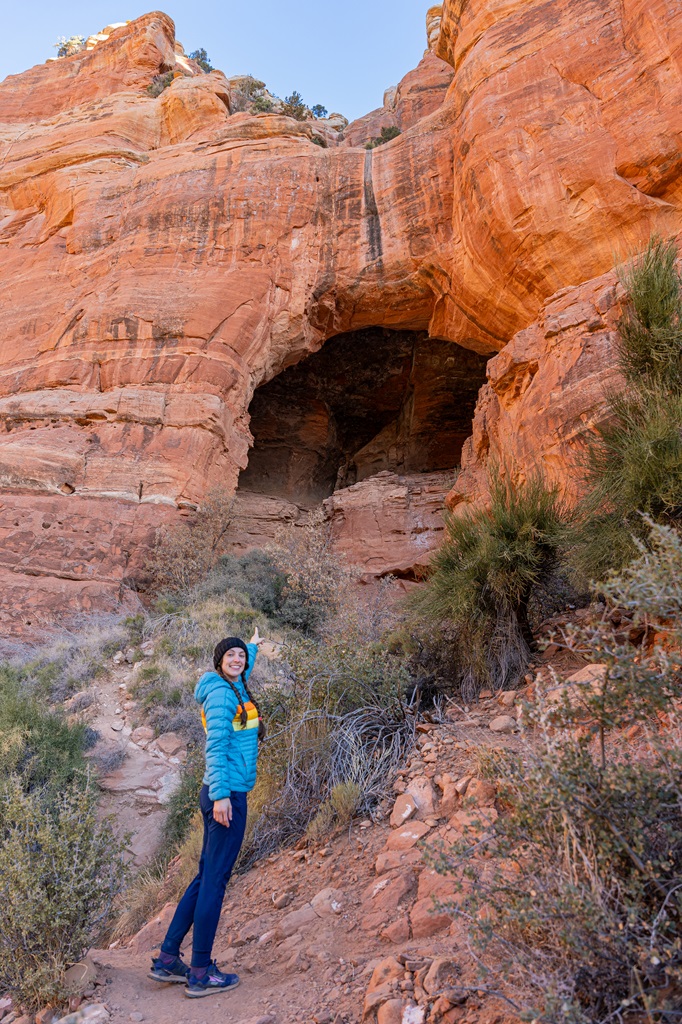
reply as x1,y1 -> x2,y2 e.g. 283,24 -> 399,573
203,686 -> 238,802
244,642 -> 258,684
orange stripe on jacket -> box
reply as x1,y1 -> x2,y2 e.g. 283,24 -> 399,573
201,701 -> 258,734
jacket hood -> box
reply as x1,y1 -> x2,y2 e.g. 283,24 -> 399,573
195,670 -> 244,704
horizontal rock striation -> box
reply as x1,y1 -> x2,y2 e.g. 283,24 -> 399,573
0,1 -> 681,629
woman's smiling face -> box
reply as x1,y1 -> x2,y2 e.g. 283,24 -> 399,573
221,647 -> 246,680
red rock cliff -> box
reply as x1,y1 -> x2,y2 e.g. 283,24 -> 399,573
0,2 -> 681,631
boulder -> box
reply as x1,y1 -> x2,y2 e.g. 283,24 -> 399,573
410,897 -> 453,939
463,778 -> 497,806
385,822 -> 431,852
389,793 -> 418,828
488,715 -> 517,734
129,902 -> 175,953
153,732 -> 186,757
377,1000 -> 404,1024
405,777 -> 437,817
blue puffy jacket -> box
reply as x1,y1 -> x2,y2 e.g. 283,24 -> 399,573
195,642 -> 259,801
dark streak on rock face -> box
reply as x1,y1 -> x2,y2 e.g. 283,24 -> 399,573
363,150 -> 383,265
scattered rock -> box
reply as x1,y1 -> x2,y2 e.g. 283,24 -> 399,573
385,822 -> 430,852
128,902 -> 175,953
36,1010 -> 56,1024
488,715 -> 517,733
405,777 -> 437,817
463,778 -> 496,806
153,732 -> 186,757
129,1014 -> 144,1023
63,956 -> 98,994
389,794 -> 418,828
55,1005 -> 109,1024
131,726 -> 154,747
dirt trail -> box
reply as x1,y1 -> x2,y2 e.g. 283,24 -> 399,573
91,702 -> 527,1024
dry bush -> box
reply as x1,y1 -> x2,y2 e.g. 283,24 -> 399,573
572,235 -> 682,580
147,487 -> 235,595
411,472 -> 570,701
0,780 -> 126,1010
436,521 -> 682,1023
269,509 -> 357,635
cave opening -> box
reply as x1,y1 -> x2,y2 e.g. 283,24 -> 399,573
236,327 -> 488,516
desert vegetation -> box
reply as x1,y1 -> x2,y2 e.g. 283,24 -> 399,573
365,125 -> 402,149
434,520 -> 682,1022
0,637 -> 128,1009
571,235 -> 682,579
2,237 -> 682,1020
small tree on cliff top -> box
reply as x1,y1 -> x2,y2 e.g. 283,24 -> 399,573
54,35 -> 86,57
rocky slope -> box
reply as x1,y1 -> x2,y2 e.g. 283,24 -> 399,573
1,2 -> 682,631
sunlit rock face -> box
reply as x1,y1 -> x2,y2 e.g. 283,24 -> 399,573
0,1 -> 681,631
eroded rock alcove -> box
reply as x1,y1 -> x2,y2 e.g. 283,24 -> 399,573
230,329 -> 488,575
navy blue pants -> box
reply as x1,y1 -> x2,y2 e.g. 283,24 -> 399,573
161,785 -> 247,968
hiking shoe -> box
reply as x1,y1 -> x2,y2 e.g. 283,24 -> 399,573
148,954 -> 190,984
185,961 -> 240,998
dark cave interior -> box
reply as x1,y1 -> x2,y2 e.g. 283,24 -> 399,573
238,327 -> 489,505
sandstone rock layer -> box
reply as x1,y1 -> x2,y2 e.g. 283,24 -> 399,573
0,2 -> 681,630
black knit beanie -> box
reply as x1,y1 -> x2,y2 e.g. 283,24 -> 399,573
213,637 -> 249,674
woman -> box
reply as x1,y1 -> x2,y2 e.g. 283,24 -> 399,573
149,627 -> 265,998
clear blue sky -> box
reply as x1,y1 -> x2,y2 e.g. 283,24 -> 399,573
1,1 -> 431,122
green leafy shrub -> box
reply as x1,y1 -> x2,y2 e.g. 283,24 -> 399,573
146,71 -> 176,97
365,125 -> 401,149
162,747 -> 205,852
207,515 -> 351,636
573,236 -> 682,579
252,95 -> 274,113
438,520 -> 682,1022
0,778 -> 127,1010
311,104 -> 328,118
0,666 -> 91,795
188,48 -> 213,73
413,473 -> 570,699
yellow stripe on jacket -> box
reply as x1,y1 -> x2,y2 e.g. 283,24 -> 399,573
201,701 -> 258,734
